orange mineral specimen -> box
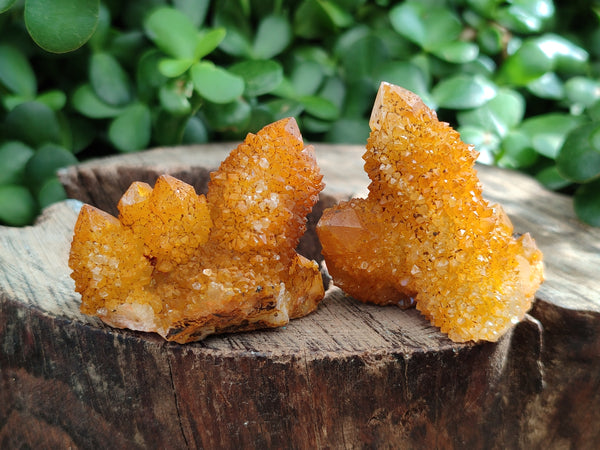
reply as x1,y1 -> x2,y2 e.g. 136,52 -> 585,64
317,82 -> 544,343
69,118 -> 325,343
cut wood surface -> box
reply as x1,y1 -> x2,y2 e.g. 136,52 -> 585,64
1,143 -> 599,449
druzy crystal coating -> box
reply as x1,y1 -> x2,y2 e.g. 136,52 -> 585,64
69,118 -> 325,343
317,82 -> 544,343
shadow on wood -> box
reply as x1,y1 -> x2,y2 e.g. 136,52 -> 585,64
1,144 -> 599,449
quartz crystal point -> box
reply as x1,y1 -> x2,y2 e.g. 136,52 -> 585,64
317,82 -> 544,343
69,118 -> 325,343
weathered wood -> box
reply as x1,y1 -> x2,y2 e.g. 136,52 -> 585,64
1,143 -> 599,449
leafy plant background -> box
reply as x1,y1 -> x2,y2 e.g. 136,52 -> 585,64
1,0 -> 600,226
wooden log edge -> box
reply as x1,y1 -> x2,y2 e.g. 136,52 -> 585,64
0,143 -> 599,449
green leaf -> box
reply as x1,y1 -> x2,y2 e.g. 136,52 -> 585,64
337,31 -> 388,83
526,72 -> 564,100
108,103 -> 152,152
89,52 -> 132,106
0,0 -> 18,13
587,100 -> 600,122
0,141 -> 35,186
497,40 -> 554,86
213,5 -> 252,58
458,125 -> 501,164
374,61 -> 433,107
325,118 -> 370,144
574,178 -> 600,227
319,1 -> 354,28
136,49 -> 169,101
461,54 -> 496,79
69,116 -> 95,154
173,0 -> 210,27
477,25 -> 504,55
519,113 -> 583,159
144,7 -> 199,59
2,95 -> 25,111
302,116 -> 333,134
182,116 -> 209,144
191,61 -> 245,104
497,130 -> 538,169
318,76 -> 346,112
158,58 -> 195,78
293,0 -> 334,40
535,165 -> 572,191
458,88 -> 525,137
24,0 -> 99,53
556,122 -> 600,183
72,84 -> 124,118
496,0 -> 554,33
564,77 -> 600,109
342,79 -> 377,119
244,105 -> 275,135
390,2 -> 461,51
431,41 -> 479,64
107,31 -> 147,63
300,95 -> 339,121
264,98 -> 304,121
37,177 -> 67,209
432,74 -> 497,110
36,90 -> 67,111
121,0 -> 169,29
290,60 -> 325,96
195,28 -> 227,60
228,60 -> 283,97
4,101 -> 62,147
159,81 -> 192,115
534,33 -> 588,74
25,143 -> 77,193
202,98 -> 251,133
0,45 -> 37,97
87,2 -> 111,51
153,111 -> 190,146
252,15 -> 292,59
0,185 -> 37,227
335,25 -> 369,58
270,77 -> 297,99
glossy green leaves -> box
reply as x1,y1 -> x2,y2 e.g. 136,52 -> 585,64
390,1 -> 478,64
0,45 -> 36,99
25,0 -> 99,53
144,7 -> 243,105
433,75 -> 497,110
145,7 -> 202,60
229,60 -> 283,97
2,0 -> 600,227
498,34 -> 588,86
90,53 -> 132,106
253,15 -> 292,60
557,123 -> 600,183
574,179 -> 600,227
0,185 -> 37,227
0,142 -> 35,186
191,62 -> 244,104
108,104 -> 152,153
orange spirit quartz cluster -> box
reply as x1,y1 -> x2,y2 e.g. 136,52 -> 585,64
69,118 -> 325,343
317,83 -> 544,343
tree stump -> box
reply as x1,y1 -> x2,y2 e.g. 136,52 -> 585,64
1,143 -> 599,449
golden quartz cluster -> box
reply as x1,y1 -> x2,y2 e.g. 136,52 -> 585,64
70,82 -> 544,344
317,83 -> 544,342
69,118 -> 325,343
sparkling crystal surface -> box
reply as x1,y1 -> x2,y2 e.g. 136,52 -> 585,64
317,82 -> 544,343
69,118 -> 325,343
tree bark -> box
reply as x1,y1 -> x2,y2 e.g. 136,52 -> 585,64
1,143 -> 599,449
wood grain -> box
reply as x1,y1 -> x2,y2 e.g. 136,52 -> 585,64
1,143 -> 599,449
